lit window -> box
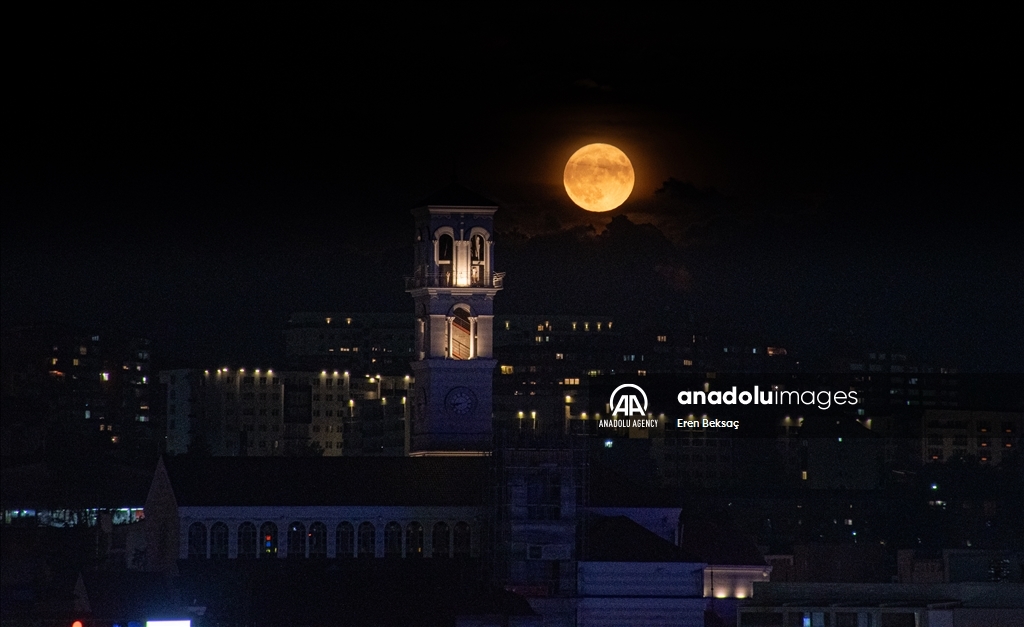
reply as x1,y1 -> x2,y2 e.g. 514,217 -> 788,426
657,335 -> 667,342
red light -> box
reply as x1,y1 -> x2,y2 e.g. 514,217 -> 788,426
73,621 -> 84,627
265,535 -> 271,541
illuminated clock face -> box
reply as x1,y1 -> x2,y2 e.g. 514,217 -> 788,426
445,386 -> 477,417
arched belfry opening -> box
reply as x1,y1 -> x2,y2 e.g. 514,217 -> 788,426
449,306 -> 473,360
437,233 -> 454,286
470,230 -> 489,286
404,183 -> 503,456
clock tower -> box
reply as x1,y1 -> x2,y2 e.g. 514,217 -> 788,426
405,185 -> 503,456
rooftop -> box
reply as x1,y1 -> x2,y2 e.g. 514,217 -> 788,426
162,456 -> 489,507
586,515 -> 701,562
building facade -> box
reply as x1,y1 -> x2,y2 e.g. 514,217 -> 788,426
282,312 -> 415,375
160,368 -> 410,457
922,409 -> 1020,464
1,325 -> 153,458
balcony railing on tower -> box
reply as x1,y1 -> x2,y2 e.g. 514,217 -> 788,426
405,272 -> 505,290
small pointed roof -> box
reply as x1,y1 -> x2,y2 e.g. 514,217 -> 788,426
414,183 -> 497,209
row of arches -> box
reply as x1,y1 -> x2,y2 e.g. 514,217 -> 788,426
418,228 -> 491,288
186,520 -> 472,559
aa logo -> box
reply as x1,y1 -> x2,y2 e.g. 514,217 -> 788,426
610,384 -> 648,417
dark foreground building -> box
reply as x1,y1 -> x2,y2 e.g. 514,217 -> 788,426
134,450 -> 731,626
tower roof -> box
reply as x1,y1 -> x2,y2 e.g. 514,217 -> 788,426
414,183 -> 497,209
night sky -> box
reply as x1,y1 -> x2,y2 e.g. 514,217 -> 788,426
3,8 -> 1021,371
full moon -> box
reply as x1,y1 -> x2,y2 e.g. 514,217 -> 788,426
563,143 -> 635,212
